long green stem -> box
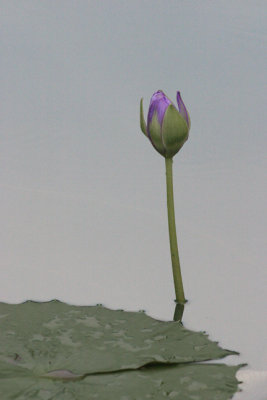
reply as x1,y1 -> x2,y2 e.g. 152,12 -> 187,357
165,157 -> 185,304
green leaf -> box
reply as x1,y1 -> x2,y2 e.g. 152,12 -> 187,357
0,301 -> 241,399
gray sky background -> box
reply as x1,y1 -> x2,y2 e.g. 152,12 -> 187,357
1,0 -> 266,382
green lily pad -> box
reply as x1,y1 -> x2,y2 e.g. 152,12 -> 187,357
0,300 -> 241,399
0,361 -> 242,400
0,300 -> 236,376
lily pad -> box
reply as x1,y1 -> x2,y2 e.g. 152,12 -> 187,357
0,361 -> 242,400
0,300 -> 241,399
0,300 -> 236,376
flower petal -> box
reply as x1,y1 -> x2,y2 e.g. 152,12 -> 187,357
147,90 -> 171,128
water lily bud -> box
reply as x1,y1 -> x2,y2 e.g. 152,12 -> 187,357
140,90 -> 190,158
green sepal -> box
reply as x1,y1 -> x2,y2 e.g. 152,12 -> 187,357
162,105 -> 189,158
140,98 -> 148,136
186,112 -> 191,130
148,112 -> 166,156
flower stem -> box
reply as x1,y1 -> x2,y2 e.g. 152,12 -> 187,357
165,157 -> 185,304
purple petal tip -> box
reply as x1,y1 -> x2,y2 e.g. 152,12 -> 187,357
147,90 -> 171,128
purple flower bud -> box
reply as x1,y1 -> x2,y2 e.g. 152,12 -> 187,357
147,91 -> 171,128
140,90 -> 190,158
